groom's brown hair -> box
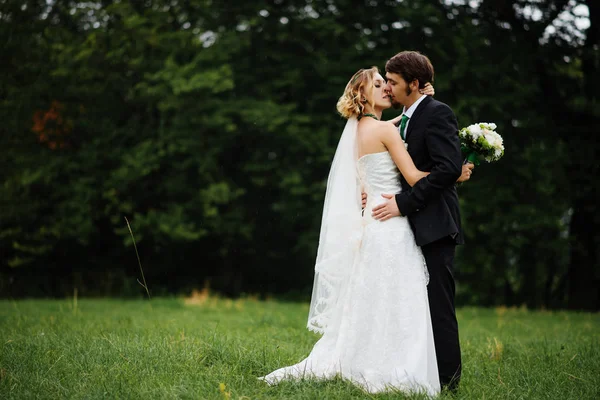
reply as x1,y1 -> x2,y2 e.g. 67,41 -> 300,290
385,51 -> 434,89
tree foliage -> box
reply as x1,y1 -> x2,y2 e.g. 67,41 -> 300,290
0,0 -> 597,309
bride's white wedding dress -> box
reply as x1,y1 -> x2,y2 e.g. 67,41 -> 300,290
260,151 -> 440,396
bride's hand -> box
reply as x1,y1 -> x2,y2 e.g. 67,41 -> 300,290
388,115 -> 403,126
419,83 -> 435,96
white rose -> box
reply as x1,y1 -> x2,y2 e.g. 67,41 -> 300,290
469,125 -> 482,139
484,132 -> 496,146
487,132 -> 503,147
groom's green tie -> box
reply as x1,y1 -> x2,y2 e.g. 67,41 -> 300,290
399,114 -> 409,140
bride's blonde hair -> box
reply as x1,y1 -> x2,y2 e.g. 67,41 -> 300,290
336,66 -> 379,119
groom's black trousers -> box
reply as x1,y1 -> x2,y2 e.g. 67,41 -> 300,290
421,236 -> 462,389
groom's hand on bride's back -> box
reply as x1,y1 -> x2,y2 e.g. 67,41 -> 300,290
372,194 -> 401,221
362,193 -> 367,209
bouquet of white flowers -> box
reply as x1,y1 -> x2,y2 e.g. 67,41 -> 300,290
458,122 -> 504,165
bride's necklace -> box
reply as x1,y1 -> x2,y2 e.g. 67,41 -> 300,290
358,113 -> 379,121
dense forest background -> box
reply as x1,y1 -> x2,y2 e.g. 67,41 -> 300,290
1,0 -> 598,310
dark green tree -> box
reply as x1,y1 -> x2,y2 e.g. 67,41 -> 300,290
0,0 -> 596,309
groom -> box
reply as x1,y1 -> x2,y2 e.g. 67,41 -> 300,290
372,51 -> 468,391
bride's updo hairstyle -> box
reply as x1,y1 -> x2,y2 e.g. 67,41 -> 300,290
336,66 -> 379,119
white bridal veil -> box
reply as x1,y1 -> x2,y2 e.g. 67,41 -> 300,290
307,117 -> 364,334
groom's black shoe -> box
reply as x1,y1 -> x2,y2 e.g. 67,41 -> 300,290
441,382 -> 459,394
441,370 -> 461,393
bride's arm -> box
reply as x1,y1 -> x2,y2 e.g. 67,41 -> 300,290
379,123 -> 429,187
386,83 -> 435,125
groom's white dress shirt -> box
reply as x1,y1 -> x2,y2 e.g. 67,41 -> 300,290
401,94 -> 427,139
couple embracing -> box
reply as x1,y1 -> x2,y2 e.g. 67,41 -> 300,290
260,51 -> 473,396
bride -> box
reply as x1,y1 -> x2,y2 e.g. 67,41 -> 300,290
260,67 -> 440,396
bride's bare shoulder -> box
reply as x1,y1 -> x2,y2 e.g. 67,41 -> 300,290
373,121 -> 398,138
358,120 -> 396,141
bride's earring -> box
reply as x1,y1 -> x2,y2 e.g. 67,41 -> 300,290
361,97 -> 367,103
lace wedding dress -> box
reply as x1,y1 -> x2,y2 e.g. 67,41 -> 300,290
260,151 -> 440,396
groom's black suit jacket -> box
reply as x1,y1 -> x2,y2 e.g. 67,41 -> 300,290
395,96 -> 464,247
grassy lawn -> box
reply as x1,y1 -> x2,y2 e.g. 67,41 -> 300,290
0,296 -> 598,399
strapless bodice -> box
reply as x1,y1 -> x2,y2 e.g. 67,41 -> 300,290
358,151 -> 402,222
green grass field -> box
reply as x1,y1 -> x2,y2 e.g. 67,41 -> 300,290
0,296 -> 598,399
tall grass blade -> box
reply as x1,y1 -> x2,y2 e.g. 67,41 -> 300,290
125,216 -> 151,300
